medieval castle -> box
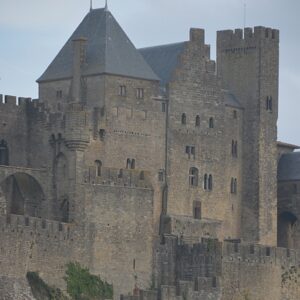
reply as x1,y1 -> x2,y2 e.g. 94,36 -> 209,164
0,5 -> 300,300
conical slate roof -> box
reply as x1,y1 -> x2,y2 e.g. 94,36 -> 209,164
37,8 -> 159,82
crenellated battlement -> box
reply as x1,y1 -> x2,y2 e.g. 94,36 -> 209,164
85,166 -> 153,189
0,94 -> 33,106
217,26 -> 279,44
222,240 -> 299,266
0,214 -> 74,240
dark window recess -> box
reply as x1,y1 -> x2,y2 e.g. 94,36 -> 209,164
158,170 -> 164,182
186,145 -> 195,159
139,171 -> 145,180
209,117 -> 214,128
181,113 -> 187,125
194,279 -> 199,291
212,277 -> 217,288
195,115 -> 200,127
266,247 -> 271,256
56,90 -> 63,99
126,159 -> 136,169
162,103 -> 166,113
231,178 -> 237,194
119,85 -> 127,96
204,174 -> 208,190
193,201 -> 201,219
233,110 -> 237,119
266,96 -> 273,112
99,129 -> 106,141
57,102 -> 61,111
95,160 -> 102,177
208,175 -> 213,190
136,88 -> 144,99
0,139 -> 9,166
42,220 -> 46,229
250,244 -> 255,254
234,242 -> 239,252
204,174 -> 213,191
189,167 -> 199,187
293,184 -> 298,194
231,140 -> 238,158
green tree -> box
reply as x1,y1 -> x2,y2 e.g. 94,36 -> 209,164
64,262 -> 113,300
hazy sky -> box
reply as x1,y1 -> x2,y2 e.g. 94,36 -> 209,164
0,0 -> 299,145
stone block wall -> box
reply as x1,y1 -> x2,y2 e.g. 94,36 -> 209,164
84,183 -> 155,298
217,27 -> 279,246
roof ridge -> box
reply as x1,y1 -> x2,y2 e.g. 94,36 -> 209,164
139,42 -> 187,51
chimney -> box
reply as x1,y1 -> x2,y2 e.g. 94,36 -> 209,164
71,37 -> 87,103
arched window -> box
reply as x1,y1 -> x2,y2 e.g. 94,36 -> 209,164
126,159 -> 136,169
209,117 -> 214,128
189,167 -> 199,186
195,115 -> 200,127
181,113 -> 187,125
208,175 -> 213,190
204,174 -> 208,190
126,159 -> 131,169
0,140 -> 9,166
95,160 -> 102,177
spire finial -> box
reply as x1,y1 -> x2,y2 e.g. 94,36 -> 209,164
105,0 -> 108,10
90,0 -> 93,11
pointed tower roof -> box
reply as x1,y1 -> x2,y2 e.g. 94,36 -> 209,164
37,8 -> 159,82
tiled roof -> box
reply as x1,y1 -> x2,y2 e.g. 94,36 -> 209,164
139,42 -> 187,86
38,8 -> 159,82
278,152 -> 300,181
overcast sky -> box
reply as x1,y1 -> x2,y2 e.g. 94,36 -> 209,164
0,0 -> 299,145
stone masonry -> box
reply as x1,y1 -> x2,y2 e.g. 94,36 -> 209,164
0,6 -> 300,300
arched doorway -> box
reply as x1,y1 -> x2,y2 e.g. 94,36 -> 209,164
278,211 -> 298,249
0,173 -> 45,217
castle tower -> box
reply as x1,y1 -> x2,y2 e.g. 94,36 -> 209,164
217,27 -> 279,246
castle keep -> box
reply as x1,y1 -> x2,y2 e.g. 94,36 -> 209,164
1,6 -> 300,300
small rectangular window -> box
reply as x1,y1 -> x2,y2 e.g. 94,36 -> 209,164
293,184 -> 298,194
158,170 -> 164,182
162,103 -> 166,113
193,201 -> 201,219
185,145 -> 195,159
119,85 -> 126,97
233,110 -> 237,119
136,88 -> 144,99
56,90 -> 63,99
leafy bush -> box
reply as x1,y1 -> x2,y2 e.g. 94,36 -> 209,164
64,262 -> 113,300
26,272 -> 67,300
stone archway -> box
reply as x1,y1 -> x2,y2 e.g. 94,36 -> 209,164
278,211 -> 298,249
0,172 -> 46,218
